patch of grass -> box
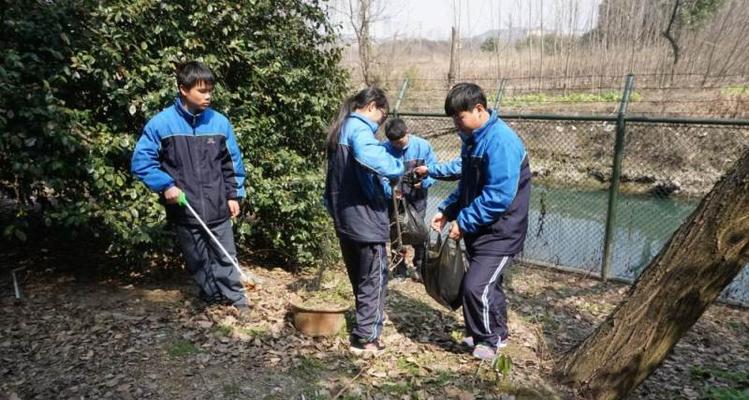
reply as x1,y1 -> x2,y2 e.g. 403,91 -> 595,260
167,339 -> 199,357
727,320 -> 745,333
501,90 -> 641,107
692,366 -> 749,400
704,388 -> 749,400
722,85 -> 749,96
236,325 -> 267,337
691,366 -> 749,385
396,356 -> 420,376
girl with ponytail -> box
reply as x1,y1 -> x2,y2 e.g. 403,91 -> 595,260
323,87 -> 404,356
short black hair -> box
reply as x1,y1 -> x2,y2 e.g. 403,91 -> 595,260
444,83 -> 487,117
384,118 -> 407,141
176,61 -> 215,89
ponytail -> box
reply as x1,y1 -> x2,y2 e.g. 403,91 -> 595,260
326,87 -> 389,153
326,97 -> 354,152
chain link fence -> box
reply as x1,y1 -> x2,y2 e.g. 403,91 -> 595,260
397,112 -> 749,306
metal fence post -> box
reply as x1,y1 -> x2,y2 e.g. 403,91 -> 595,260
601,73 -> 635,281
493,78 -> 508,112
393,78 -> 409,118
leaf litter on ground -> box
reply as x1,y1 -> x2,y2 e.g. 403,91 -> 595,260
0,262 -> 746,399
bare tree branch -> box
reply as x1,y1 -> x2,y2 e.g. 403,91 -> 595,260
662,0 -> 682,66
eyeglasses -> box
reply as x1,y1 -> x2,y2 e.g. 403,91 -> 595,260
378,107 -> 389,120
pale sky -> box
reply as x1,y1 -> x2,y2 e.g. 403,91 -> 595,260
330,0 -> 603,40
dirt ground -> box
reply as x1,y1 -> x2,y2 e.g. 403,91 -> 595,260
1,261 -> 747,400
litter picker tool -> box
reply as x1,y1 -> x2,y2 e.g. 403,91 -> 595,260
389,187 -> 406,270
178,192 -> 260,287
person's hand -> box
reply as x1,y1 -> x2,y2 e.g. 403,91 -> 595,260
414,165 -> 428,176
431,212 -> 447,231
413,181 -> 422,189
228,200 -> 240,218
448,221 -> 462,240
164,186 -> 183,204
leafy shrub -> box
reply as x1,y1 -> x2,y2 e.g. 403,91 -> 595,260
1,0 -> 347,267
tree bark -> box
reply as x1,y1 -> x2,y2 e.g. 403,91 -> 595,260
559,147 -> 749,400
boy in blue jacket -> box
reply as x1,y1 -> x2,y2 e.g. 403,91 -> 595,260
131,61 -> 250,315
423,83 -> 531,360
383,118 -> 444,282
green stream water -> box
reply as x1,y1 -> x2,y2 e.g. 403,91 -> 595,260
426,181 -> 748,305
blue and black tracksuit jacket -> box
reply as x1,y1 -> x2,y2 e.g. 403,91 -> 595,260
324,113 -> 404,243
131,97 -> 246,226
382,135 -> 438,213
437,110 -> 531,256
429,156 -> 462,180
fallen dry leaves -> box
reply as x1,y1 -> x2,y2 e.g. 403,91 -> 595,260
0,263 -> 746,399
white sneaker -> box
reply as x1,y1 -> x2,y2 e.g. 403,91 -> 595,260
463,336 -> 508,349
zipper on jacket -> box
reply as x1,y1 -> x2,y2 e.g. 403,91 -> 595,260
192,114 -> 207,223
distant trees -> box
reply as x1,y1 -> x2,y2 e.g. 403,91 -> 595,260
343,0 -> 747,90
344,0 -> 387,86
480,37 -> 499,53
514,34 -> 569,55
585,0 -> 745,80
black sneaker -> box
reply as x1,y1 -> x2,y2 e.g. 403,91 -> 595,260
349,339 -> 385,357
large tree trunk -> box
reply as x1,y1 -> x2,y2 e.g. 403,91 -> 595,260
558,148 -> 749,400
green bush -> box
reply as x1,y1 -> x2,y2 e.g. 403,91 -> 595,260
0,0 -> 347,267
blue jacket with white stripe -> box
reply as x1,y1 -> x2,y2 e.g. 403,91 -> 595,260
382,135 -> 437,212
324,113 -> 404,243
428,155 -> 462,180
131,97 -> 246,226
439,110 -> 531,256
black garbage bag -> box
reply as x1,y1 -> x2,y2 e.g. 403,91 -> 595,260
423,233 -> 467,310
391,198 -> 429,246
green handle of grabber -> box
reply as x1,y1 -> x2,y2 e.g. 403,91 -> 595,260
177,192 -> 188,207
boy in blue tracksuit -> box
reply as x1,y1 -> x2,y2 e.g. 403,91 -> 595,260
420,83 -> 531,360
324,87 -> 404,356
131,61 -> 250,314
383,118 -> 453,281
